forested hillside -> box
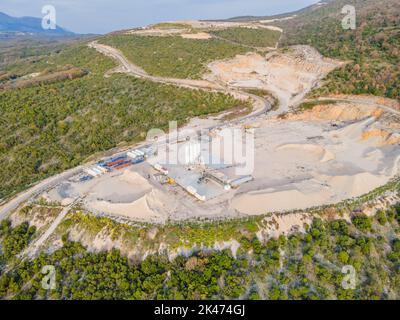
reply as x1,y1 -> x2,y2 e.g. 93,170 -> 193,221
278,0 -> 400,100
210,27 -> 281,48
0,38 -> 69,67
1,204 -> 399,299
0,43 -> 245,200
100,35 -> 249,79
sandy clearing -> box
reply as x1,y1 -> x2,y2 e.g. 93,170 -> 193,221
261,25 -> 283,32
276,144 -> 335,163
181,32 -> 212,39
257,211 -> 312,240
118,170 -> 153,193
19,72 -> 41,80
86,184 -> 176,224
45,100 -> 400,222
127,20 -> 283,39
232,188 -> 330,214
326,94 -> 400,112
320,173 -> 390,197
290,103 -> 384,122
45,169 -> 171,223
259,15 -> 297,24
89,195 -> 161,222
35,42 -> 398,223
46,170 -> 154,204
169,20 -> 279,30
127,28 -> 187,37
232,172 -> 390,215
43,97 -> 400,222
204,46 -> 343,113
0,164 -> 83,221
10,206 -> 61,231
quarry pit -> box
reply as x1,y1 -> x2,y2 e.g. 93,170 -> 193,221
42,41 -> 400,224
45,99 -> 400,223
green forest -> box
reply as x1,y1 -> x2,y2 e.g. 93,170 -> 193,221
278,0 -> 400,100
0,38 -> 68,67
0,44 -> 245,200
0,204 -> 399,300
100,35 -> 249,79
211,27 -> 281,48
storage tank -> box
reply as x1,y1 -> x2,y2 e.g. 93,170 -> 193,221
229,175 -> 254,188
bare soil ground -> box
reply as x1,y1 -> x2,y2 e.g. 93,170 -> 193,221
45,99 -> 400,223
127,19 -> 282,40
42,41 -> 400,224
3,25 -> 399,230
204,46 -> 344,113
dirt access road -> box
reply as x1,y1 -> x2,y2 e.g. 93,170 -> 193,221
88,41 -> 269,120
0,166 -> 84,221
22,197 -> 81,258
0,43 -> 269,222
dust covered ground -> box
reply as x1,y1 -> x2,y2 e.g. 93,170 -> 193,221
127,19 -> 282,40
37,38 -> 400,224
45,99 -> 400,223
204,46 -> 344,112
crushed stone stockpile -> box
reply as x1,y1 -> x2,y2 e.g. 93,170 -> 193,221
231,102 -> 400,215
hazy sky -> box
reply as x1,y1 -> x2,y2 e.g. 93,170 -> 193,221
1,0 -> 319,34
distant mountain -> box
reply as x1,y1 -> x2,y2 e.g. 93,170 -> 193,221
217,1 -> 330,22
0,12 -> 75,37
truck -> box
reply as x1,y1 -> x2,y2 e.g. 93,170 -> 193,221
153,163 -> 169,175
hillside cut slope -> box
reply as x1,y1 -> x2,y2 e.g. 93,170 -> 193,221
276,0 -> 400,100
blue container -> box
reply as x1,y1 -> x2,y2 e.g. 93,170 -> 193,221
80,176 -> 93,182
132,157 -> 145,165
109,156 -> 125,163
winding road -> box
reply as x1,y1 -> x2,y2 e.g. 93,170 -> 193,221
88,41 -> 270,120
2,41 -> 398,239
0,41 -> 270,223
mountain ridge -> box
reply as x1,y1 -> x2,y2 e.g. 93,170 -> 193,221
209,1 -> 330,22
0,11 -> 75,36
